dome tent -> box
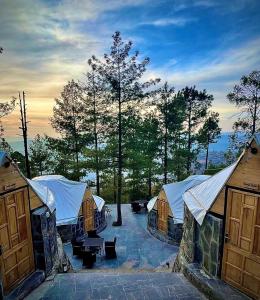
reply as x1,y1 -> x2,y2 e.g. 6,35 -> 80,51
31,175 -> 87,225
147,175 -> 210,245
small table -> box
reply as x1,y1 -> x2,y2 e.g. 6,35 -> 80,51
83,237 -> 104,254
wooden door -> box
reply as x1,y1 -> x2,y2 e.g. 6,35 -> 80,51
83,198 -> 94,232
0,188 -> 34,294
222,189 -> 260,299
157,199 -> 169,233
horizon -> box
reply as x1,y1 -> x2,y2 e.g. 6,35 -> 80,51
1,0 -> 260,138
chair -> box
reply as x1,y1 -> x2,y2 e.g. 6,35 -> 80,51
82,251 -> 96,268
71,236 -> 84,247
105,237 -> 117,259
72,245 -> 83,256
72,235 -> 84,256
131,202 -> 141,213
87,230 -> 100,238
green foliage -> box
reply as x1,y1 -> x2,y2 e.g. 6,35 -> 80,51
23,31 -> 229,210
29,134 -> 51,177
10,151 -> 27,175
51,80 -> 89,180
177,86 -> 214,172
198,111 -> 221,168
227,70 -> 260,135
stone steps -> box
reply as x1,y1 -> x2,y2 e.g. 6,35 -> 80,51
25,271 -> 207,299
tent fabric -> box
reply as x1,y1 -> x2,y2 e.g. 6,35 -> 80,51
93,195 -> 105,212
183,162 -> 238,225
163,175 -> 210,224
32,175 -> 88,225
147,196 -> 157,212
27,179 -> 56,213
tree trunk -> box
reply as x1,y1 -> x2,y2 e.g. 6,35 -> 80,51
164,131 -> 168,184
205,143 -> 209,170
20,92 -> 31,179
148,166 -> 152,198
186,102 -> 192,173
116,97 -> 122,225
252,93 -> 258,135
113,162 -> 117,204
93,75 -> 100,195
164,99 -> 168,184
74,135 -> 80,181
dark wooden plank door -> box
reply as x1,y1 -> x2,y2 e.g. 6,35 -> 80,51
0,188 -> 34,294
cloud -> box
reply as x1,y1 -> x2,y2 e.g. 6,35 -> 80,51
0,0 -> 259,137
143,37 -> 260,131
140,17 -> 196,27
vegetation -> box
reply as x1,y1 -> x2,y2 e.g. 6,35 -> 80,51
225,70 -> 260,163
7,34 -> 259,226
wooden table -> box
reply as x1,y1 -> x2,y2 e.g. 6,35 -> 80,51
83,237 -> 104,254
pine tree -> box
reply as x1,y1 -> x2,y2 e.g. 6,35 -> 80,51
90,31 -> 159,225
198,112 -> 221,169
227,70 -> 260,135
177,86 -> 213,173
154,82 -> 175,184
82,60 -> 106,195
51,80 -> 88,180
29,134 -> 51,176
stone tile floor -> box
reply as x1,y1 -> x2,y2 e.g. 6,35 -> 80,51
25,271 -> 207,300
64,204 -> 179,271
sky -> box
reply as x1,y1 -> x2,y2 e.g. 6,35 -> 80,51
0,0 -> 260,139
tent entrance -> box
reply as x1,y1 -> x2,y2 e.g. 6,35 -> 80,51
222,188 -> 260,299
0,188 -> 35,294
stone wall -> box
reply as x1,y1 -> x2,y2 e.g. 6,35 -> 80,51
168,217 -> 183,245
31,206 -> 58,276
195,213 -> 223,277
173,204 -> 196,272
147,209 -> 157,229
147,210 -> 183,245
94,207 -> 107,233
57,215 -> 84,242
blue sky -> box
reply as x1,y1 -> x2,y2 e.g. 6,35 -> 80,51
0,0 -> 260,138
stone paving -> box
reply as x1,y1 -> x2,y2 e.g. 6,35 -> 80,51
25,271 -> 207,300
64,204 -> 179,271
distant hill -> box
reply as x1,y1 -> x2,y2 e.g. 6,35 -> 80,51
6,138 -> 32,154
6,132 -> 247,155
208,132 -> 246,152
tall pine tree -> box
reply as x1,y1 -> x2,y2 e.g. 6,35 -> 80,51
90,32 -> 159,225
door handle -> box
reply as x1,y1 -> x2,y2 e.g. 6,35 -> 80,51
224,233 -> 230,243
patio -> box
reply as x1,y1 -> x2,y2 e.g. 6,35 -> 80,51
64,204 -> 179,271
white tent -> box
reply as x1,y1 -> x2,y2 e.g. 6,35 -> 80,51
183,163 -> 238,225
163,175 -> 210,223
27,179 -> 56,213
31,175 -> 88,225
93,195 -> 105,212
147,196 -> 157,212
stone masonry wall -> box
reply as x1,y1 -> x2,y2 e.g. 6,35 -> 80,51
94,207 -> 107,233
173,204 -> 196,272
147,209 -> 157,229
168,217 -> 183,245
195,213 -> 223,277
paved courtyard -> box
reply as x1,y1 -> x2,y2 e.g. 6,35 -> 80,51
64,204 -> 179,271
26,271 -> 207,300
